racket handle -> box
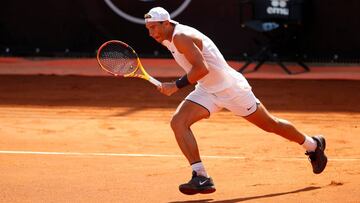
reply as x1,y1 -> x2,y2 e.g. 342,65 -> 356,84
148,76 -> 161,87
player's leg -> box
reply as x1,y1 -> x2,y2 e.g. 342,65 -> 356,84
170,99 -> 209,166
217,84 -> 327,174
172,87 -> 221,195
243,102 -> 327,174
171,99 -> 216,195
244,102 -> 306,144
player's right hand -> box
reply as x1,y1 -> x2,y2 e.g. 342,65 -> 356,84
157,82 -> 179,96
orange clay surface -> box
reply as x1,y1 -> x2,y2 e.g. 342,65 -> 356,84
0,75 -> 360,203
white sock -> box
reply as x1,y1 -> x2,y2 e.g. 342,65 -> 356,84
302,135 -> 317,152
191,162 -> 208,177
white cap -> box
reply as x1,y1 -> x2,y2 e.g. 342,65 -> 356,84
144,7 -> 179,24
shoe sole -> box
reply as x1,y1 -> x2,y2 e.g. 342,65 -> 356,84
179,186 -> 216,195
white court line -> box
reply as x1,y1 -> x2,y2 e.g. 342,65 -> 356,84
0,150 -> 243,159
0,150 -> 359,161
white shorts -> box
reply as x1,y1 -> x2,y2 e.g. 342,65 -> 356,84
185,83 -> 260,117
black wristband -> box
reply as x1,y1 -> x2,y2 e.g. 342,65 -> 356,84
175,74 -> 190,89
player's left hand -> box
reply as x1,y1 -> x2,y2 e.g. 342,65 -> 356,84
157,82 -> 179,96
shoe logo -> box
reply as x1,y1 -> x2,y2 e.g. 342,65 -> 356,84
199,180 -> 208,185
247,104 -> 256,111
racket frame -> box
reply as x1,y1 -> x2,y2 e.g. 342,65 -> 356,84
97,40 -> 161,87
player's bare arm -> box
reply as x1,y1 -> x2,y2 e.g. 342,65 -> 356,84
159,33 -> 209,96
173,33 -> 209,82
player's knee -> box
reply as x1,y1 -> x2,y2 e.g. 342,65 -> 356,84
170,114 -> 186,131
170,116 -> 178,130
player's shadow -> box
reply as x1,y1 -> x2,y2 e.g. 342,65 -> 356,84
112,107 -> 147,117
169,186 -> 321,203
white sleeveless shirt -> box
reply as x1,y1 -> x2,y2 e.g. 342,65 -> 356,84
162,24 -> 250,93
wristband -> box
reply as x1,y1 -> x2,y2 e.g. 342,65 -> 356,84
175,74 -> 190,89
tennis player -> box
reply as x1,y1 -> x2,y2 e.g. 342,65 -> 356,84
144,7 -> 327,195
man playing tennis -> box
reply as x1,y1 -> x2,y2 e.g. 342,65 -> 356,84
144,7 -> 327,195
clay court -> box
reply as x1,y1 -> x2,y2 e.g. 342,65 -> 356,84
1,58 -> 360,202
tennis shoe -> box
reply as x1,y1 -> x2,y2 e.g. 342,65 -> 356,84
305,135 -> 327,174
179,171 -> 216,195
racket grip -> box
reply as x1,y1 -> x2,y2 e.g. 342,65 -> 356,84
148,76 -> 161,87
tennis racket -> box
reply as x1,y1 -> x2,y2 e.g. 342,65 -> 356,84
97,40 -> 161,87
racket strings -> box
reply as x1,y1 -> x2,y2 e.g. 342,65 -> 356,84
99,43 -> 138,75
